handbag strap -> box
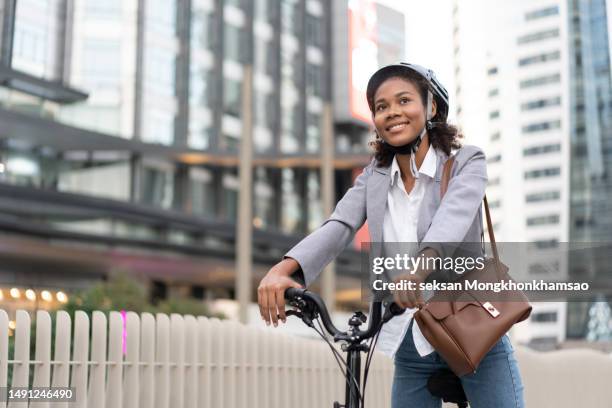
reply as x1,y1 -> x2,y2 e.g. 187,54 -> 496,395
441,156 -> 500,262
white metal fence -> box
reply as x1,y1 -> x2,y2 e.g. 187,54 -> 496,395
0,309 -> 393,408
2,309 -> 612,408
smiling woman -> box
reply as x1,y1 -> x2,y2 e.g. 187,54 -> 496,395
257,62 -> 525,408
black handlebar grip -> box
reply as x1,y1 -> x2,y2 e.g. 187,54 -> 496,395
284,287 -> 306,300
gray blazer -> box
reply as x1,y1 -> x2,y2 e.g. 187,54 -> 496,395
286,145 -> 488,287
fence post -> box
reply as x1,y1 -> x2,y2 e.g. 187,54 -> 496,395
106,312 -> 123,408
123,312 -> 140,408
246,327 -> 259,408
196,317 -> 212,408
139,313 -> 155,408
208,318 -> 223,408
154,313 -> 170,408
169,314 -> 185,408
32,310 -> 51,408
88,312 -> 107,408
0,310 -> 9,408
51,311 -> 72,408
183,315 -> 197,408
9,310 -> 31,408
71,311 -> 90,408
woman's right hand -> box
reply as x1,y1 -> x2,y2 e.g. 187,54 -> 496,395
257,258 -> 304,327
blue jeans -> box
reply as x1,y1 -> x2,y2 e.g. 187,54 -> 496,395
391,320 -> 525,408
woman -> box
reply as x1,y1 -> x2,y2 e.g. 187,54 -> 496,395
257,63 -> 525,407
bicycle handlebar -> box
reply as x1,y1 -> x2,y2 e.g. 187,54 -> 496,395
284,287 -> 405,342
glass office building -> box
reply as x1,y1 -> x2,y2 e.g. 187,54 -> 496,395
452,0 -> 612,344
0,0 -> 370,309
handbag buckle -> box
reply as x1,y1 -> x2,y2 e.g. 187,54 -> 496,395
482,302 -> 500,317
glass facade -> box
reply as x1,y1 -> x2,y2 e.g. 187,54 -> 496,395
280,0 -> 301,153
567,0 -> 612,340
0,0 -> 334,238
189,0 -> 215,150
140,0 -> 178,145
12,0 -> 62,80
568,0 -> 612,241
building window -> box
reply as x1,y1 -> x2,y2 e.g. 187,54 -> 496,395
224,24 -> 245,63
191,7 -> 213,52
141,164 -> 174,209
531,311 -> 558,322
527,214 -> 560,226
520,73 -> 560,89
487,66 -> 498,75
189,167 -> 216,217
84,0 -> 122,19
226,0 -> 245,9
306,113 -> 321,153
222,169 -> 238,221
306,170 -> 322,232
143,47 -> 176,97
82,39 -> 121,88
189,67 -> 213,106
281,0 -> 300,35
146,0 -> 176,36
522,120 -> 561,133
517,28 -> 559,45
254,91 -> 274,129
488,199 -> 501,209
489,110 -> 500,119
12,0 -> 63,78
525,191 -> 560,203
524,167 -> 560,179
224,79 -> 242,117
525,6 -> 559,21
255,0 -> 276,23
533,239 -> 559,249
306,14 -> 323,47
523,144 -> 561,156
521,96 -> 561,111
253,167 -> 275,229
488,88 -> 499,97
281,168 -> 302,233
306,64 -> 323,97
142,108 -> 174,145
487,154 -> 502,163
519,50 -> 560,66
490,132 -> 501,141
255,38 -> 275,76
529,261 -> 559,274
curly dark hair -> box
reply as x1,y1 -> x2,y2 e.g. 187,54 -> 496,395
368,71 -> 463,167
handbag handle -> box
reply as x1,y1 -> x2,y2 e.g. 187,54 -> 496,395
440,156 -> 500,263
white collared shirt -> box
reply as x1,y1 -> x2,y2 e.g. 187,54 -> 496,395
376,146 -> 437,359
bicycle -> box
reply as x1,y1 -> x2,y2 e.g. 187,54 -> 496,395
283,287 -> 468,408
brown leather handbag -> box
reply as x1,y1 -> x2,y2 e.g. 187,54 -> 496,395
413,156 -> 532,377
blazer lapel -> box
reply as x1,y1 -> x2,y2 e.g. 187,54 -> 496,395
367,165 -> 390,243
417,149 -> 449,242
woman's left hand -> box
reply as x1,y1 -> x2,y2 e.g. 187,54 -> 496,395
390,270 -> 429,309
390,248 -> 439,308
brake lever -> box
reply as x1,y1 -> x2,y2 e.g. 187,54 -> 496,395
283,298 -> 318,328
285,309 -> 303,319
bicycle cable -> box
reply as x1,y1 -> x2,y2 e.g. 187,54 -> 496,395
313,317 -> 364,405
361,325 -> 382,406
